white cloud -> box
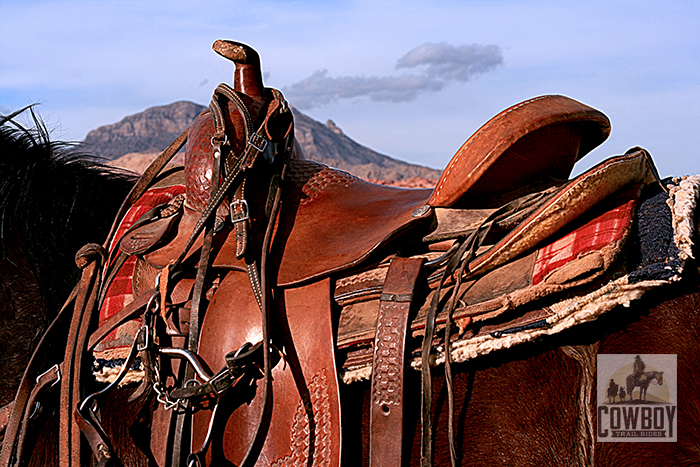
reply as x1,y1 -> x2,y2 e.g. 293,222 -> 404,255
283,42 -> 503,109
396,42 -> 503,81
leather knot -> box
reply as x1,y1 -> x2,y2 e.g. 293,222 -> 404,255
75,243 -> 106,269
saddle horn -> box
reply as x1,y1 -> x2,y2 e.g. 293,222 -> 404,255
212,39 -> 265,97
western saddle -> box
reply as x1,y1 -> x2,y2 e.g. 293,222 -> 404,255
0,40 -> 663,467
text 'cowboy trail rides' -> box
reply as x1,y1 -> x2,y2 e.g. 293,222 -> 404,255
597,354 -> 677,442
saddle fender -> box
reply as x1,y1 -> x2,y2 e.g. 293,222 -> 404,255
194,270 -> 341,466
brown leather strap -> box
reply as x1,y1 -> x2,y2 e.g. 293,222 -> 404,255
370,257 -> 424,467
13,364 -> 62,463
232,182 -> 249,258
279,279 -> 342,467
171,130 -> 224,467
0,285 -> 76,467
74,409 -> 113,467
87,289 -> 153,351
59,244 -> 105,467
1,366 -> 61,465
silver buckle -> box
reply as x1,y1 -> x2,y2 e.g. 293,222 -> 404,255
230,199 -> 250,224
137,325 -> 151,352
248,133 -> 267,152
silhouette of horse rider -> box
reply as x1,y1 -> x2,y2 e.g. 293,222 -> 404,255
607,379 -> 619,403
633,355 -> 647,385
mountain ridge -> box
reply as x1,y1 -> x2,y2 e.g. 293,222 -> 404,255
82,101 -> 441,181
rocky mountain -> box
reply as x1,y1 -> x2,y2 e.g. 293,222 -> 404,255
83,101 -> 441,182
292,109 -> 441,180
82,101 -> 206,159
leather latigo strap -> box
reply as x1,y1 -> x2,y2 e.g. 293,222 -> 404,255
60,244 -> 107,467
370,257 -> 424,467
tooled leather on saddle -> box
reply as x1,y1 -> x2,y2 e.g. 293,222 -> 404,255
93,94 -> 640,382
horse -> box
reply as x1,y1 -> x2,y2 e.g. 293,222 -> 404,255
626,371 -> 665,402
2,55 -> 700,466
619,386 -> 627,401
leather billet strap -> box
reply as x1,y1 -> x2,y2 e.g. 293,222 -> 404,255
370,257 -> 425,467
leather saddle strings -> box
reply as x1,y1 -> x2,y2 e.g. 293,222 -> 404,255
420,195 -> 534,467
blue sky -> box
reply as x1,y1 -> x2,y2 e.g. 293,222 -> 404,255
1,0 -> 698,177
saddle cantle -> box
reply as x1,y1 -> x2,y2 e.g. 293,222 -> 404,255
428,94 -> 610,207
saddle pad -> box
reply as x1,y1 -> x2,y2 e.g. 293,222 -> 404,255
93,182 -> 186,382
465,149 -> 657,277
339,175 -> 700,383
336,183 -> 642,349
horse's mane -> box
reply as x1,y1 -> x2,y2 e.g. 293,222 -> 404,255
0,107 -> 136,315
